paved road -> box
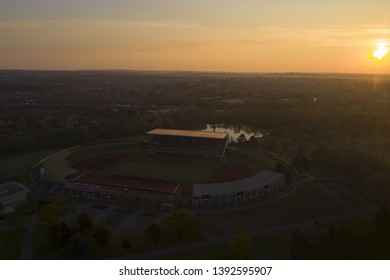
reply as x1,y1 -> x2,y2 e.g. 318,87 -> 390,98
18,213 -> 39,260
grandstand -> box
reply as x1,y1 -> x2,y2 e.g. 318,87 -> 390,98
146,129 -> 229,157
64,172 -> 183,208
191,170 -> 285,207
0,181 -> 31,207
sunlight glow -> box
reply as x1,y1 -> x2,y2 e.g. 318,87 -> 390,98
372,43 -> 389,61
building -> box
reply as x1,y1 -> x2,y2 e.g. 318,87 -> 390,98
64,172 -> 183,209
191,170 -> 285,207
146,128 -> 229,157
0,181 -> 31,207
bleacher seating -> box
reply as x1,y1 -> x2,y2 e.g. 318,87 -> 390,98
147,134 -> 227,157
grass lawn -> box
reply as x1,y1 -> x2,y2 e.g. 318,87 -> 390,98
105,152 -> 222,183
0,227 -> 27,259
229,148 -> 277,171
69,143 -> 275,183
69,142 -> 139,161
0,150 -> 58,177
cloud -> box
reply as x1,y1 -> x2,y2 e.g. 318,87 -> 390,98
0,19 -> 206,31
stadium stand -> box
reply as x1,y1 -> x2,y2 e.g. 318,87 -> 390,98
191,170 -> 285,207
146,129 -> 229,157
0,181 -> 31,207
64,172 -> 183,209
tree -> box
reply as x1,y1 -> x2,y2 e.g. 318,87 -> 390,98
164,209 -> 206,242
292,154 -> 311,173
38,203 -> 59,222
67,233 -> 88,259
45,219 -> 72,249
236,133 -> 247,144
147,224 -> 161,244
121,239 -> 131,250
247,136 -> 259,147
75,211 -> 94,234
93,224 -> 114,248
274,162 -> 291,182
290,230 -> 310,259
0,201 -> 3,215
179,215 -> 206,242
229,233 -> 254,259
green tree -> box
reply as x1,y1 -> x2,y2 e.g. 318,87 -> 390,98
237,133 -> 247,144
93,224 -> 114,248
75,211 -> 94,234
147,224 -> 161,244
292,154 -> 311,173
39,203 -> 59,222
179,215 -> 206,242
247,136 -> 259,147
274,162 -> 291,182
67,233 -> 88,259
164,209 -> 206,242
45,218 -> 72,250
121,239 -> 131,250
229,233 -> 254,259
290,230 -> 310,259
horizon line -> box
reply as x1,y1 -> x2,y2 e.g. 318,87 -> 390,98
0,68 -> 389,76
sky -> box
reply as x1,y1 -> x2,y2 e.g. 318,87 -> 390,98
1,0 -> 390,72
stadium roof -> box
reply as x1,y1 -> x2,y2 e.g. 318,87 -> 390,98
147,129 -> 228,140
192,170 -> 284,197
44,149 -> 78,178
0,181 -> 31,200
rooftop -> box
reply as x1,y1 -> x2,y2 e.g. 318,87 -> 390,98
147,128 -> 228,140
192,170 -> 284,197
0,181 -> 31,199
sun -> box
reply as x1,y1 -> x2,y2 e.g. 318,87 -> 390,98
372,43 -> 389,61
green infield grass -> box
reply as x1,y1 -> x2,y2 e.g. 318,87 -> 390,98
104,151 -> 222,183
69,142 -> 139,161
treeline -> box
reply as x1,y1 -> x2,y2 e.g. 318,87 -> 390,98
0,126 -> 93,156
291,207 -> 390,259
311,145 -> 389,179
311,145 -> 390,196
33,200 -> 206,259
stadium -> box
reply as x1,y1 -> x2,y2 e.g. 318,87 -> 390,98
41,129 -> 285,210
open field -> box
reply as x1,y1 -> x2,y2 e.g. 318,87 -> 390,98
203,180 -> 377,235
66,142 -> 270,184
68,142 -> 139,161
0,150 -> 58,176
104,152 -> 222,183
228,148 -> 277,171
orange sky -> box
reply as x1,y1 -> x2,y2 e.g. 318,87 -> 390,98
1,1 -> 390,72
